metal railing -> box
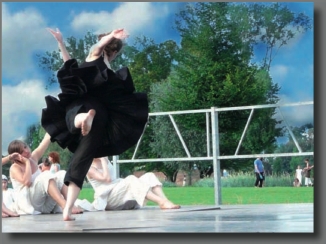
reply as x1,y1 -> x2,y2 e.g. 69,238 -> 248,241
112,101 -> 314,205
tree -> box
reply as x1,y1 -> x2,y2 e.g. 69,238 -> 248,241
271,123 -> 314,174
248,3 -> 312,71
149,2 -> 284,176
128,36 -> 178,94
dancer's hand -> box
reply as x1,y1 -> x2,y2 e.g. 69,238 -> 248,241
8,152 -> 20,162
111,28 -> 129,40
47,27 -> 64,43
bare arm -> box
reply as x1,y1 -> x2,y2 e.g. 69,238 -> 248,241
10,155 -> 33,187
87,158 -> 111,183
2,153 -> 19,165
47,28 -> 71,62
30,133 -> 51,164
54,164 -> 59,172
87,28 -> 129,61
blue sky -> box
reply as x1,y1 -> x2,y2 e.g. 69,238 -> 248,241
1,2 -> 313,155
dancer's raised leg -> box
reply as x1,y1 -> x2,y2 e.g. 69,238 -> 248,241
74,109 -> 96,136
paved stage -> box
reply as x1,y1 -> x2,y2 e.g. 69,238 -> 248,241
2,203 -> 313,233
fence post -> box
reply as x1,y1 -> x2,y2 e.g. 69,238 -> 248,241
112,155 -> 120,179
211,107 -> 221,205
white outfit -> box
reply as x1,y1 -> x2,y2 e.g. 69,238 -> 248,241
295,168 -> 303,184
86,162 -> 162,211
50,163 -> 60,173
305,177 -> 312,186
2,188 -> 15,211
10,169 -> 66,215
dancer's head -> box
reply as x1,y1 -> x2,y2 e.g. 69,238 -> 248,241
305,158 -> 309,165
98,32 -> 124,61
2,174 -> 9,190
48,151 -> 60,164
8,140 -> 31,158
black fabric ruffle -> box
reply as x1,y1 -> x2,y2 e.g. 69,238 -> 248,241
41,58 -> 148,156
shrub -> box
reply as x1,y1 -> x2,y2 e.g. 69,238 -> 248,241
193,171 -> 296,187
162,181 -> 178,187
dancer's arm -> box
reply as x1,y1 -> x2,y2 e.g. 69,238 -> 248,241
87,28 -> 128,59
2,153 -> 19,165
100,157 -> 111,181
31,133 -> 51,164
47,27 -> 71,62
87,158 -> 111,183
10,155 -> 33,187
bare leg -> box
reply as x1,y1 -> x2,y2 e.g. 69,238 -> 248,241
48,180 -> 83,219
145,191 -> 180,210
2,202 -> 19,218
61,184 -> 68,199
63,182 -> 81,221
74,109 -> 96,136
151,186 -> 168,200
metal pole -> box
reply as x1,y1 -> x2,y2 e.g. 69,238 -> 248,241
112,155 -> 120,179
211,107 -> 221,205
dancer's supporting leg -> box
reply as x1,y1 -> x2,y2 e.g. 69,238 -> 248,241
63,98 -> 108,221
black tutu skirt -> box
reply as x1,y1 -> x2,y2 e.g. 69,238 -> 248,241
41,58 -> 149,156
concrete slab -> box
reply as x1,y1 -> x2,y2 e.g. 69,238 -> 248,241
1,203 -> 313,233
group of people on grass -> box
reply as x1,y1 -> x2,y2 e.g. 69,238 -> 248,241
293,158 -> 314,187
2,26 -> 179,221
254,157 -> 314,188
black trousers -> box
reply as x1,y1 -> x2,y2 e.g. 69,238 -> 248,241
255,172 -> 265,187
64,96 -> 109,189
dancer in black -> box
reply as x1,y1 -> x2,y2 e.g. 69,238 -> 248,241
42,28 -> 148,220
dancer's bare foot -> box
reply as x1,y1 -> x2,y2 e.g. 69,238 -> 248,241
2,211 -> 19,218
63,207 -> 75,221
2,206 -> 20,217
72,206 -> 84,214
81,109 -> 96,136
159,200 -> 181,210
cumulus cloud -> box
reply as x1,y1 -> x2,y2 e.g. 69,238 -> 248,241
2,3 -> 57,81
2,80 -> 60,154
70,2 -> 170,37
273,94 -> 313,127
270,64 -> 289,87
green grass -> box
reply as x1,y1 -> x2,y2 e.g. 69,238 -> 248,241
79,186 -> 313,206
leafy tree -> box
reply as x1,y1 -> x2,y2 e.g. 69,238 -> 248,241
128,36 -> 178,94
248,2 -> 312,70
271,123 -> 314,174
148,2 -> 286,178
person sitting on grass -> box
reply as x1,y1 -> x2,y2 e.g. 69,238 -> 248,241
293,178 -> 300,187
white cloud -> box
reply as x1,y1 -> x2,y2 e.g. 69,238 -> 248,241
274,94 -> 313,127
70,2 -> 170,37
2,80 -> 60,155
1,3 -> 58,81
270,64 -> 289,85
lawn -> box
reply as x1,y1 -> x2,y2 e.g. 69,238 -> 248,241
78,186 -> 313,205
